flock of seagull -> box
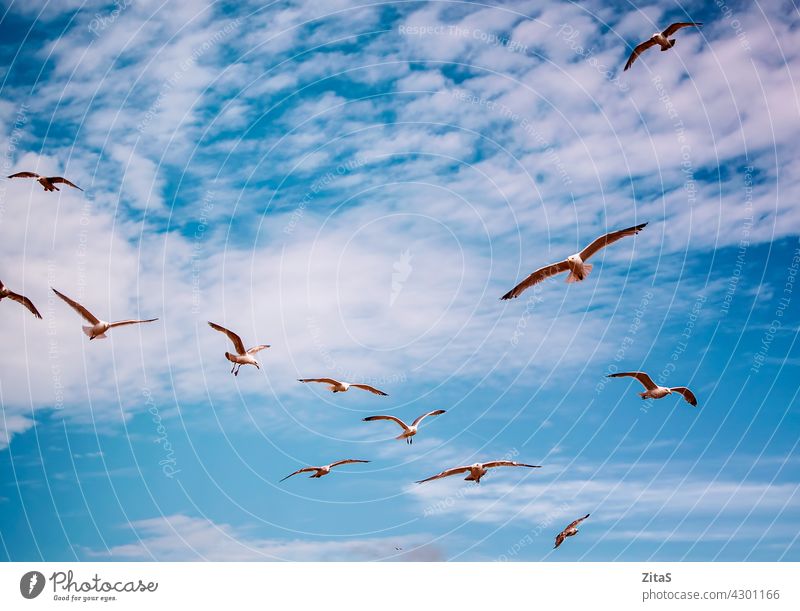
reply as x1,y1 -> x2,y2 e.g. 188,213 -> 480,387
1,20 -> 706,553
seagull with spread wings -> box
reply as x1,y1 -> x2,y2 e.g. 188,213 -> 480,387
362,409 -> 446,444
0,280 -> 42,319
416,460 -> 541,484
280,459 -> 371,482
52,288 -> 157,339
608,371 -> 697,406
298,377 -> 388,396
554,514 -> 590,549
8,171 -> 83,192
208,322 -> 270,376
624,22 -> 703,71
501,223 -> 648,300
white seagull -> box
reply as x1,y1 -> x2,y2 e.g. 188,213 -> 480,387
554,513 -> 590,549
608,371 -> 697,406
208,322 -> 270,376
501,223 -> 647,299
298,378 -> 388,396
362,409 -> 446,444
52,288 -> 157,339
624,22 -> 703,71
0,280 -> 42,319
280,459 -> 371,482
416,460 -> 541,484
8,171 -> 83,192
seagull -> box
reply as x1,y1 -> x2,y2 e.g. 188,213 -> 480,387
0,280 -> 42,319
298,378 -> 388,396
280,459 -> 371,482
416,460 -> 541,484
554,513 -> 590,549
207,322 -> 270,376
501,223 -> 647,299
607,371 -> 697,406
8,171 -> 83,192
362,409 -> 446,444
52,288 -> 157,339
624,22 -> 703,71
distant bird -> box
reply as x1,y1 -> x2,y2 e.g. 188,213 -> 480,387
207,322 -> 270,376
416,461 -> 541,484
298,378 -> 388,396
8,171 -> 83,192
608,371 -> 697,406
52,288 -> 157,339
624,22 -> 703,71
280,459 -> 371,482
362,409 -> 446,444
554,513 -> 590,549
501,223 -> 647,299
0,280 -> 41,319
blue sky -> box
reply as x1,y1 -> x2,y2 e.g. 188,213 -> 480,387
0,0 -> 798,561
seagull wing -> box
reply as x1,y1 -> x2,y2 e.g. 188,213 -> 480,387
608,371 -> 658,390
483,460 -> 542,470
280,467 -> 319,482
624,39 -> 658,71
208,322 -> 246,355
662,21 -> 702,37
350,384 -> 389,396
108,318 -> 158,328
51,288 -> 100,324
8,171 -> 40,179
246,344 -> 271,354
554,531 -> 567,549
328,459 -> 371,469
500,260 -> 571,300
49,176 -> 83,191
579,223 -> 648,261
411,409 -> 446,428
416,466 -> 471,484
5,290 -> 42,319
670,386 -> 698,406
566,513 -> 591,530
362,415 -> 409,431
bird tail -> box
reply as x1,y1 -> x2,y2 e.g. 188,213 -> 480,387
82,325 -> 95,337
224,351 -> 236,363
566,263 -> 592,283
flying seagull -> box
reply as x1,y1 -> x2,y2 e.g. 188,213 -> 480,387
624,22 -> 703,71
298,378 -> 388,396
52,288 -> 157,339
207,322 -> 270,376
501,223 -> 647,299
280,459 -> 371,482
362,409 -> 446,444
8,171 -> 83,192
607,371 -> 697,406
416,461 -> 541,484
554,513 -> 590,549
0,280 -> 42,319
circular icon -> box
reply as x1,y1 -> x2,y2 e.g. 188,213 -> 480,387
19,571 -> 46,599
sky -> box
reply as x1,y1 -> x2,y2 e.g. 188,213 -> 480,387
0,0 -> 798,562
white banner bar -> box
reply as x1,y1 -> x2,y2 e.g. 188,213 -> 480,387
1,562 -> 797,609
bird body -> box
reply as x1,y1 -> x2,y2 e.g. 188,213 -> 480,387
608,371 -> 698,406
624,22 -> 702,71
52,288 -> 157,339
8,171 -> 83,192
554,514 -> 590,549
208,322 -> 270,376
416,460 -> 541,484
298,377 -> 388,396
501,223 -> 647,299
362,409 -> 446,444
